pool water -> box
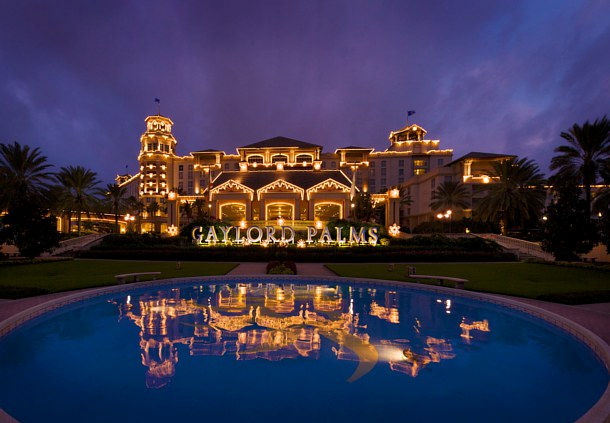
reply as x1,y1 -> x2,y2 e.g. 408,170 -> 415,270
0,279 -> 607,422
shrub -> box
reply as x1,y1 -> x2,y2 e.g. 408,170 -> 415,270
266,260 -> 297,274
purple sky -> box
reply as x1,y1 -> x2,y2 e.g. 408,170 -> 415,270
1,0 -> 608,183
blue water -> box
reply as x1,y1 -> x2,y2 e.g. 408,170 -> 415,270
0,279 -> 607,422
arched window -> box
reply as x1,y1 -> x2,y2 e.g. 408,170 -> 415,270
295,154 -> 313,164
266,202 -> 294,220
314,202 -> 342,220
247,155 -> 264,164
271,154 -> 288,163
220,203 -> 246,221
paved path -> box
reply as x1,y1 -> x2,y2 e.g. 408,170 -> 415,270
227,262 -> 267,275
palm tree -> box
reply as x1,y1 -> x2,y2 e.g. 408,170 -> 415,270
0,142 -> 53,210
430,181 -> 470,212
193,198 -> 208,220
126,196 -> 145,233
181,201 -> 194,222
550,116 -> 610,215
105,183 -> 127,233
56,166 -> 100,235
476,158 -> 546,235
146,201 -> 160,217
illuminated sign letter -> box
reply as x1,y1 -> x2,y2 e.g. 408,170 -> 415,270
191,226 -> 204,244
219,226 -> 233,243
265,226 -> 279,243
235,226 -> 243,244
319,226 -> 332,243
247,226 -> 263,243
306,226 -> 317,243
368,227 -> 379,245
281,226 -> 295,243
336,227 -> 346,244
205,226 -> 218,243
349,226 -> 366,244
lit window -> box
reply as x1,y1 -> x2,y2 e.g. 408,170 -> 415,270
271,154 -> 288,163
248,155 -> 264,164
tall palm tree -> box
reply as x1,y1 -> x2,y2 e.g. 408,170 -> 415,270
146,201 -> 160,217
430,181 -> 470,212
56,166 -> 100,235
181,201 -> 194,222
126,196 -> 145,233
0,142 -> 53,210
550,116 -> 610,215
476,158 -> 546,235
193,198 -> 208,220
105,183 -> 127,233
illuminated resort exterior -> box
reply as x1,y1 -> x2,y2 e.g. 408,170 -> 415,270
116,114 -> 513,233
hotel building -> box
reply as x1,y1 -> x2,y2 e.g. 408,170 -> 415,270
117,114 -> 511,232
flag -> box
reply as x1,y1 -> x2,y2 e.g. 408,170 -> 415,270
154,98 -> 160,103
407,110 -> 415,116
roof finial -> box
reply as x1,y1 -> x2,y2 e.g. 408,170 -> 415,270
154,98 -> 161,115
406,110 -> 416,124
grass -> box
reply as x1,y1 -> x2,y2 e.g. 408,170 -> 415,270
325,262 -> 610,304
0,259 -> 237,298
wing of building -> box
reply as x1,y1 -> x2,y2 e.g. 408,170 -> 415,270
116,114 -> 513,233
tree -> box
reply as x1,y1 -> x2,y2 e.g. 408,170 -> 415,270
55,166 -> 100,235
126,196 -> 145,233
430,181 -> 470,212
476,157 -> 546,235
550,116 -> 610,216
0,203 -> 59,258
192,198 -> 208,220
0,142 -> 58,257
541,181 -> 597,261
105,183 -> 127,233
353,192 -> 374,222
146,201 -> 160,216
0,142 -> 53,209
594,160 -> 610,253
181,201 -> 194,221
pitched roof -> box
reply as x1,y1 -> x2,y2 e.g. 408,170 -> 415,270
211,169 -> 352,191
239,136 -> 321,149
446,152 -> 515,166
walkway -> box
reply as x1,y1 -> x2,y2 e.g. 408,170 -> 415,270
227,262 -> 335,276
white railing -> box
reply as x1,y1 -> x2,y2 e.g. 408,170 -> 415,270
474,233 -> 554,261
52,234 -> 107,255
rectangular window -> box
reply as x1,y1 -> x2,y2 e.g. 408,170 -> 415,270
188,180 -> 193,189
398,159 -> 404,167
398,169 -> 404,176
188,171 -> 193,179
225,163 -> 229,170
321,162 -> 327,169
370,162 -> 375,168
414,169 -> 425,175
179,165 -> 184,171
188,165 -> 194,171
179,171 -> 183,179
398,177 -> 404,183
369,169 -> 375,177
178,181 -> 183,189
381,161 -> 386,168
437,159 -> 444,166
331,161 -> 337,169
381,168 -> 386,176
381,178 -> 386,185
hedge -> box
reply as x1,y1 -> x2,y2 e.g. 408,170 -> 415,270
76,245 -> 516,262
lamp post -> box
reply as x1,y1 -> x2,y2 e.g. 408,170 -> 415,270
435,209 -> 453,233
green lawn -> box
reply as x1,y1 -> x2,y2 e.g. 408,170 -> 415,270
0,259 -> 237,298
326,262 -> 610,304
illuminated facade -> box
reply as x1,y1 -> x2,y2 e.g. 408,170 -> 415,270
117,113 -> 509,232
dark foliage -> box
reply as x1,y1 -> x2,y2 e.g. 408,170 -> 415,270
266,260 -> 297,274
541,181 -> 597,261
412,218 -> 499,234
0,203 -> 60,258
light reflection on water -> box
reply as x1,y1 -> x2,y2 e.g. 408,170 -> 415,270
111,283 -> 488,388
0,280 -> 607,423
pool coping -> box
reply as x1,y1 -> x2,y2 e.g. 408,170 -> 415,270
0,275 -> 609,423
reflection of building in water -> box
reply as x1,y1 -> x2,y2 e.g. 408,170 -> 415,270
113,284 -> 490,388
369,291 -> 399,324
460,319 -> 490,343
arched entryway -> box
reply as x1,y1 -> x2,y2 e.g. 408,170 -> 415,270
314,202 -> 343,220
219,203 -> 247,221
266,202 -> 294,220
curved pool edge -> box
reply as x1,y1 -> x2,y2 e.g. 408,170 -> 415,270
0,275 -> 608,423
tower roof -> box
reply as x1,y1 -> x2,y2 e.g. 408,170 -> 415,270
239,136 -> 321,149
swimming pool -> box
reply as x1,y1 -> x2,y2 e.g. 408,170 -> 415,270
0,276 -> 608,422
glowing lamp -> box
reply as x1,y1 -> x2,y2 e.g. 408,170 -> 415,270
276,162 -> 284,171
482,176 -> 490,184
436,213 -> 444,219
389,188 -> 400,198
297,240 -> 306,248
168,191 -> 177,201
240,220 -> 247,229
277,217 -> 285,226
167,225 -> 178,236
313,162 -> 321,170
124,214 -> 131,221
465,228 -> 470,233
542,216 -> 548,221
446,210 -> 452,216
315,220 -> 323,230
